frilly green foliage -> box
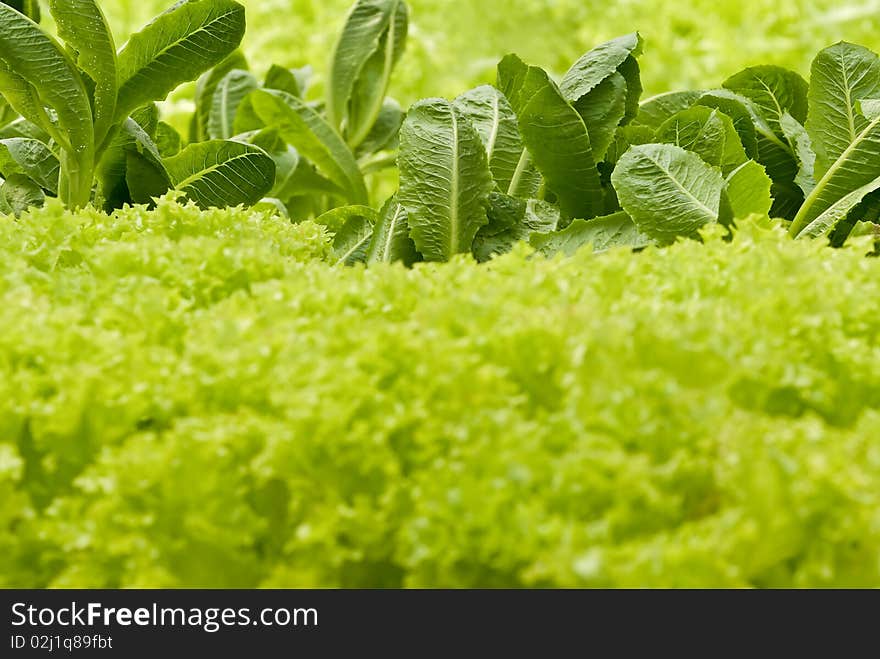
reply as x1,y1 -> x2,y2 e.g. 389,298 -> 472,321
1,209 -> 879,587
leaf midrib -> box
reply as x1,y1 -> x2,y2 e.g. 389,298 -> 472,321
382,203 -> 404,260
175,151 -> 260,190
448,108 -> 460,256
643,150 -> 717,221
791,113 -> 880,234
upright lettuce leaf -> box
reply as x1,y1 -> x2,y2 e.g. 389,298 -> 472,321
398,98 -> 493,261
790,44 -> 880,236
195,49 -> 249,141
498,54 -> 602,220
695,91 -> 759,159
560,33 -> 643,103
0,7 -> 93,149
560,33 -> 644,161
718,71 -> 809,220
723,66 -> 808,136
115,0 -> 246,122
356,97 -> 403,157
454,85 -> 525,194
48,0 -> 117,147
208,69 -> 259,140
0,4 -> 94,207
366,194 -> 419,265
611,143 -> 725,243
250,89 -> 368,204
326,0 -> 407,147
805,42 -> 880,178
655,106 -> 748,175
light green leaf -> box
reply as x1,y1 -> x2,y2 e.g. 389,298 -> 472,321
48,0 -> 117,147
572,72 -> 628,163
239,128 -> 302,200
116,0 -> 246,122
346,0 -> 407,148
806,42 -> 880,179
0,5 -> 93,160
0,137 -> 59,193
706,88 -> 804,219
164,139 -> 275,209
505,150 -> 542,199
264,64 -> 302,97
655,106 -> 748,175
798,173 -> 880,238
326,0 -> 407,144
250,89 -> 368,204
0,118 -> 51,142
398,98 -> 493,262
611,143 -> 725,243
560,33 -> 643,160
723,65 -> 808,138
252,197 -> 288,217
454,85 -> 524,193
195,49 -> 248,141
790,112 -> 880,236
366,194 -> 419,265
724,160 -> 773,219
208,69 -> 259,140
530,212 -> 649,257
498,54 -> 602,220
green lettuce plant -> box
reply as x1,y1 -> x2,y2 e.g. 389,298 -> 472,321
0,0 -> 275,212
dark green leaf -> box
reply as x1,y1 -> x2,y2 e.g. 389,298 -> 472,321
195,49 -> 248,141
635,90 -> 704,128
611,143 -> 724,243
250,89 -> 368,204
366,194 -> 419,265
48,0 -> 117,147
0,137 -> 59,193
454,85 -> 524,193
498,54 -> 602,220
398,97 -> 493,261
164,139 -> 275,209
1,172 -> 44,215
529,211 -> 649,257
655,106 -> 748,175
208,68 -> 259,140
116,0 -> 246,122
